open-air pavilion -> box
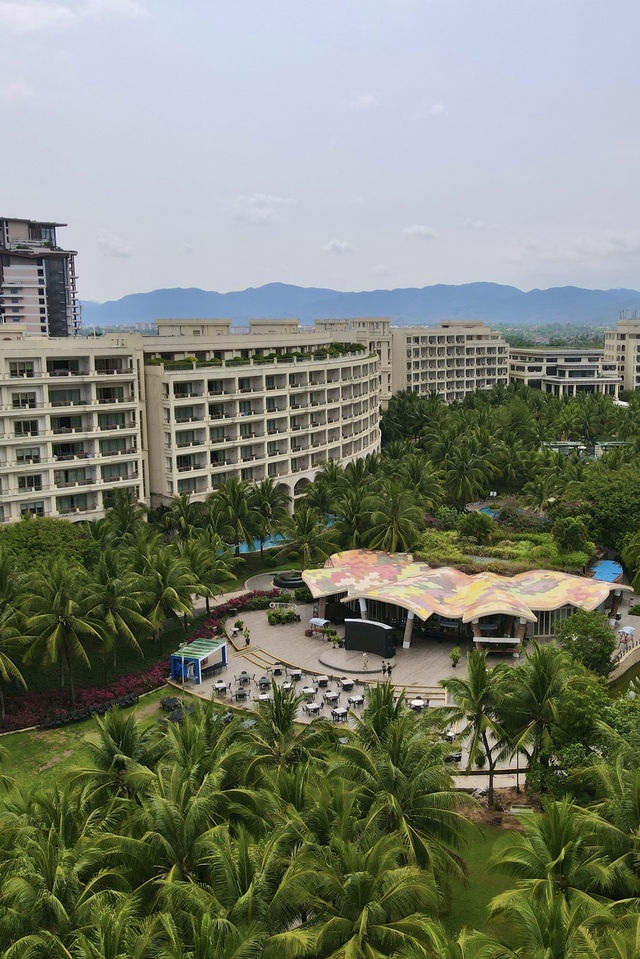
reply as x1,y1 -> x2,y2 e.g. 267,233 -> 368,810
303,550 -> 631,651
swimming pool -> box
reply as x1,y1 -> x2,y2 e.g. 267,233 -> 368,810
479,506 -> 499,518
590,560 -> 623,583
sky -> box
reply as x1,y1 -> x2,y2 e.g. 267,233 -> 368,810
2,0 -> 640,302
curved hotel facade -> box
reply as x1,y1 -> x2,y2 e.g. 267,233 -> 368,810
144,318 -> 382,505
0,314 -> 512,524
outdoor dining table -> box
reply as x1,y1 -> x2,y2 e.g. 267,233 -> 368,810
409,698 -> 426,711
331,706 -> 348,722
324,690 -> 339,703
237,672 -> 251,686
213,680 -> 228,694
339,678 -> 354,691
301,685 -> 316,698
160,696 -> 180,712
289,669 -> 302,681
281,681 -> 293,691
258,676 -> 270,689
233,689 -> 248,702
304,702 -> 322,715
258,692 -> 271,701
271,664 -> 284,676
348,694 -> 364,707
316,675 -> 329,688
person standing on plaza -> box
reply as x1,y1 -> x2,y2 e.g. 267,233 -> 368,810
363,652 -> 369,670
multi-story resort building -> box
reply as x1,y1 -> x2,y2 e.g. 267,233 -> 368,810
604,313 -> 640,392
0,329 -> 146,524
144,318 -> 382,506
509,347 -> 621,397
391,320 -> 509,400
0,218 -> 79,336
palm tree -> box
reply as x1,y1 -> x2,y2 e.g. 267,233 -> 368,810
210,478 -> 257,556
163,492 -> 205,542
0,547 -> 24,615
492,799 -> 630,904
332,486 -> 375,549
178,533 -> 235,613
502,642 -> 573,786
303,833 -> 441,959
439,649 -> 510,808
249,478 -> 291,560
330,716 -> 472,883
241,682 -> 321,779
444,447 -> 494,505
84,550 -> 151,683
22,560 -> 105,707
69,899 -> 166,959
487,882 -> 615,959
399,453 -> 445,509
104,489 -> 147,544
0,609 -> 27,721
63,709 -> 158,806
367,480 -> 423,553
276,506 -> 338,569
138,547 -> 197,644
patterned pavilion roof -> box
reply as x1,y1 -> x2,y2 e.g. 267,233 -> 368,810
302,549 -> 627,624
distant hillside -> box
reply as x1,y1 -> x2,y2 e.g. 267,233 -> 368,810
80,281 -> 640,327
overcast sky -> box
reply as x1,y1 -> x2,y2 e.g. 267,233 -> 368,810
2,0 -> 639,302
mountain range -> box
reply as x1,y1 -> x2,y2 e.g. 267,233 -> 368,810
80,282 -> 640,328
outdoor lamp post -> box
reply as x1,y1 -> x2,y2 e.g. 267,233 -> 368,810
178,641 -> 187,701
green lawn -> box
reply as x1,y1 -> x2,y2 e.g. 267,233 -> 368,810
444,826 -> 514,935
0,687 -> 169,792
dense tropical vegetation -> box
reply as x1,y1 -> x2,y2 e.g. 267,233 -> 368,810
1,382 -> 640,953
1,657 -> 640,956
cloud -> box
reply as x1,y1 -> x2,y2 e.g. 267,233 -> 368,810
403,224 -> 438,239
426,103 -> 447,117
97,230 -> 133,258
372,264 -> 392,276
232,193 -> 295,226
0,0 -> 147,34
342,91 -> 378,111
0,81 -> 34,101
323,239 -> 353,255
509,230 -> 640,266
465,218 -> 496,231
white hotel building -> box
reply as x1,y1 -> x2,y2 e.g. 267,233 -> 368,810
0,315 -> 514,524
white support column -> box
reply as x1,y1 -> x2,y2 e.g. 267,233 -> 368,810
358,597 -> 368,621
403,611 -> 414,649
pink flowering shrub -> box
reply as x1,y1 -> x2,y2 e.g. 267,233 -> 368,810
0,589 -> 281,732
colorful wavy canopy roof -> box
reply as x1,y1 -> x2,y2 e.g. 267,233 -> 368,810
302,550 -> 626,624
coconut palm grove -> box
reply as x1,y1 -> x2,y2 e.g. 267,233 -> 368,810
3,384 -> 640,956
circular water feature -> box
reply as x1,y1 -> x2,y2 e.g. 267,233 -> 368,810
272,570 -> 305,590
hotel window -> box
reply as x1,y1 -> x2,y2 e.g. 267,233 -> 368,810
20,501 -> 45,517
18,475 -> 42,491
14,420 -> 38,437
12,392 -> 36,409
16,447 -> 41,464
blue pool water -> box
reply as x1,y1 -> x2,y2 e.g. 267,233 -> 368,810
590,560 -> 623,583
479,506 -> 499,518
238,533 -> 283,554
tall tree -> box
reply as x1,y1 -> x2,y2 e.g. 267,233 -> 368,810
249,479 -> 291,560
0,608 -> 26,721
440,649 -> 510,808
83,550 -> 151,683
367,480 -> 422,553
276,507 -> 338,569
210,478 -> 257,556
23,560 -> 104,707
